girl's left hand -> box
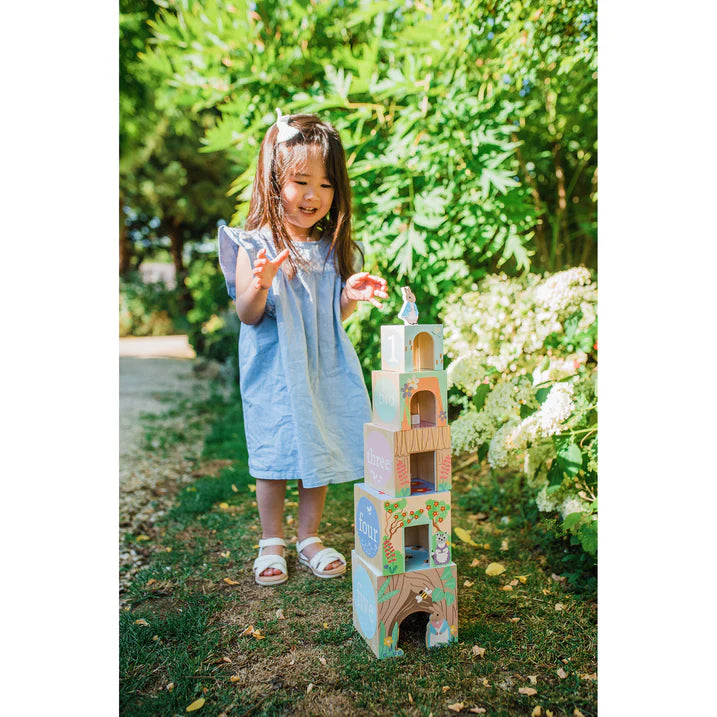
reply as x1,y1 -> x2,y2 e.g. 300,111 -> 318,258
343,272 -> 389,309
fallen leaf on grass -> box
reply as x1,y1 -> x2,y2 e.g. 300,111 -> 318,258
541,588 -> 551,596
518,687 -> 537,696
240,625 -> 255,637
318,657 -> 327,666
230,675 -> 241,683
442,685 -> 451,693
556,668 -> 567,679
136,535 -> 150,542
546,711 -> 554,717
323,622 -> 329,628
481,679 -> 490,687
517,575 -> 528,584
221,656 -> 232,664
574,710 -> 585,717
276,609 -> 285,620
223,578 -> 239,586
249,484 -> 256,493
231,484 -> 238,492
528,675 -> 537,684
500,539 -> 509,551
470,708 -> 487,714
463,580 -> 475,587
134,619 -> 149,626
408,694 -> 413,704
186,697 -> 205,711
470,558 -> 480,568
219,503 -> 229,510
485,562 -> 506,576
306,683 -> 314,694
286,515 -> 294,525
167,683 -> 174,692
252,630 -> 265,639
531,707 -> 541,717
447,702 -> 464,712
152,635 -> 160,642
554,603 -> 565,611
509,579 -> 519,587
501,585 -> 513,591
454,527 -> 479,546
579,672 -> 597,681
220,551 -> 230,558
472,645 -> 486,657
146,578 -> 156,586
551,573 -> 566,583
509,618 -> 521,623
482,543 -> 491,549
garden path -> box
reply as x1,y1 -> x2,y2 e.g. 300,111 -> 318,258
119,335 -> 213,597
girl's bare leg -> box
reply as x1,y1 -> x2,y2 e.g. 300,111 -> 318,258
297,481 -> 342,570
255,478 -> 287,577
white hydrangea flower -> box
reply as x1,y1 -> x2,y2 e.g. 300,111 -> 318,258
523,442 -> 554,479
450,410 -> 496,455
559,496 -> 587,519
484,382 -> 521,423
536,484 -> 558,512
534,268 -> 592,316
487,420 -> 520,468
534,383 -> 575,437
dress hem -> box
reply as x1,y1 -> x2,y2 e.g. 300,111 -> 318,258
248,468 -> 363,487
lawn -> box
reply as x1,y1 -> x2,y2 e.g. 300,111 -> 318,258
119,384 -> 597,717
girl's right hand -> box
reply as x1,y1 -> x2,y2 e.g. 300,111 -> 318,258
252,247 -> 290,290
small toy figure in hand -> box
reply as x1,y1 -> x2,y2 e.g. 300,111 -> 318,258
398,286 -> 418,325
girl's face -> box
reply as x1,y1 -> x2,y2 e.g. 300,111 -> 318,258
280,147 -> 334,239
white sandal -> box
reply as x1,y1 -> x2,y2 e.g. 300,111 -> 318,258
253,537 -> 288,586
296,536 -> 347,579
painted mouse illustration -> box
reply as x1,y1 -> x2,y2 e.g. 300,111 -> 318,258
432,531 -> 450,566
398,286 -> 419,325
425,610 -> 451,648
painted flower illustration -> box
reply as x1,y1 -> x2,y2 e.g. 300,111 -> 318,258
438,410 -> 447,421
408,377 -> 420,389
384,636 -> 393,646
401,383 -> 414,399
450,624 -> 458,636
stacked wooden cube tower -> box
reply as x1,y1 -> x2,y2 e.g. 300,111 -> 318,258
352,322 -> 458,659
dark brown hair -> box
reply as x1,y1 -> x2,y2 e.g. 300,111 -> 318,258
244,113 -> 361,281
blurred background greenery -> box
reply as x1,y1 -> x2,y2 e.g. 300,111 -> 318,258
120,0 -> 597,560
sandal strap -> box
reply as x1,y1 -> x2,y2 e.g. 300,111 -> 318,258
253,554 -> 287,574
296,536 -> 322,553
259,537 -> 286,548
309,547 -> 345,573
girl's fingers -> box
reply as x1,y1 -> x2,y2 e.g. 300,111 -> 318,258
257,248 -> 267,259
272,248 -> 291,266
369,297 -> 383,309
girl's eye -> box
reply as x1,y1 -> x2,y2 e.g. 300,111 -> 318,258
295,180 -> 307,185
321,184 -> 332,189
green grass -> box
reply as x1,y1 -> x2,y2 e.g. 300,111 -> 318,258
120,385 -> 597,717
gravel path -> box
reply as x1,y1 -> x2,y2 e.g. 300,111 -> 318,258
119,336 -> 227,596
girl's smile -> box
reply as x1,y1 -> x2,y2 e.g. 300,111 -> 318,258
281,148 -> 334,240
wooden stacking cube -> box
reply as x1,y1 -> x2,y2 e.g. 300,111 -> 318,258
364,422 -> 452,497
380,324 -> 444,373
352,550 -> 458,659
371,369 -> 448,431
354,482 -> 453,576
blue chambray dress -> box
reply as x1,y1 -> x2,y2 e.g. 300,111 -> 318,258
218,225 -> 370,487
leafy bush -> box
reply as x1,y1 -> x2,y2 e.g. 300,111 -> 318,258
445,268 -> 597,557
185,254 -> 241,374
139,0 -> 597,371
119,272 -> 180,336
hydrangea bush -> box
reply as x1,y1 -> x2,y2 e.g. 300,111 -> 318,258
445,268 -> 597,557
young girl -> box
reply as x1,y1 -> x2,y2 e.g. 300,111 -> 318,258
218,111 -> 388,586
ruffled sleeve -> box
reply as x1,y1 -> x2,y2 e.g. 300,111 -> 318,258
217,225 -> 276,317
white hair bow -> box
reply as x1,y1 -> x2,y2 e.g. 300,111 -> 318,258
275,108 -> 301,143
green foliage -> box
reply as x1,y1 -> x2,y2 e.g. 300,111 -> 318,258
135,0 -> 596,370
185,253 -> 241,366
119,272 -> 180,336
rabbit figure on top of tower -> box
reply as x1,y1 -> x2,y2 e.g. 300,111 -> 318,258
398,286 -> 419,325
